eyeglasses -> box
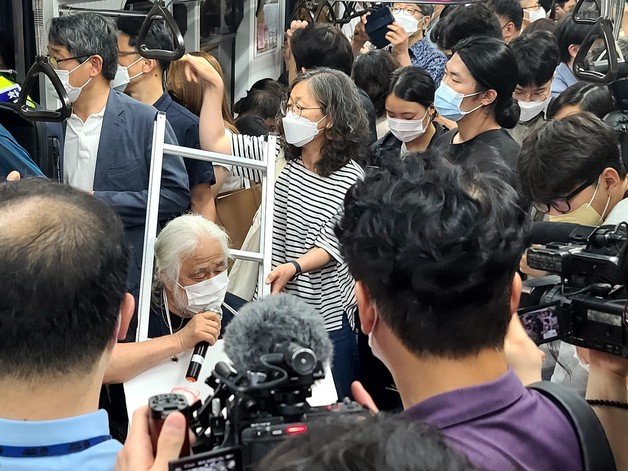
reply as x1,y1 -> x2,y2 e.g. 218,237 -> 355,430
532,178 -> 597,214
118,50 -> 141,58
280,99 -> 323,118
391,7 -> 423,16
45,54 -> 93,70
513,90 -> 550,101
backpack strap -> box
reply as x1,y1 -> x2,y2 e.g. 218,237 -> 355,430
529,381 -> 616,471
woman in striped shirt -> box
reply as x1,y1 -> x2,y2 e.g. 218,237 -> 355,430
182,56 -> 370,399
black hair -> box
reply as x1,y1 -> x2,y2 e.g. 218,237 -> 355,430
417,4 -> 435,17
454,36 -> 520,128
351,50 -> 401,118
0,179 -> 129,380
490,0 -> 524,30
116,16 -> 174,72
49,12 -> 118,81
510,31 -> 560,87
336,154 -> 530,358
437,4 -> 503,52
233,90 -> 282,122
257,414 -> 477,471
249,78 -> 287,99
235,114 -> 270,137
548,81 -> 616,119
554,13 -> 596,63
388,66 -> 435,109
520,17 -> 557,36
291,24 -> 354,76
429,5 -> 456,46
519,113 -> 626,204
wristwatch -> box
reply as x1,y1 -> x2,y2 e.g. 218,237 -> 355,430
289,260 -> 303,280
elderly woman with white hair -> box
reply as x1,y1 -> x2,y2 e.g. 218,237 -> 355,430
103,214 -> 241,384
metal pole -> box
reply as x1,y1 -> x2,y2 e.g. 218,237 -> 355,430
136,112 -> 168,342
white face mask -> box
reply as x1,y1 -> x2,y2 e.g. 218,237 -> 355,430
110,57 -> 144,92
388,109 -> 429,142
528,6 -> 547,22
54,58 -> 92,103
282,110 -> 327,147
393,11 -> 420,35
179,271 -> 229,317
518,94 -> 551,123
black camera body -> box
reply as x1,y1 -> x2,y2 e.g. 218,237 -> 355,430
168,342 -> 368,471
519,225 -> 628,357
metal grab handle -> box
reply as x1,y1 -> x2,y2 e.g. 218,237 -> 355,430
137,1 -> 186,61
573,18 -> 619,84
17,56 -> 72,122
571,0 -> 600,24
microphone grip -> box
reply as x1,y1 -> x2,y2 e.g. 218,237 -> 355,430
186,341 -> 209,383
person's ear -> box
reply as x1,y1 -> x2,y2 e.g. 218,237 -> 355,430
116,293 -> 135,341
355,281 -> 376,335
504,22 -> 516,40
480,89 -> 498,106
568,44 -> 580,60
510,272 -> 522,314
88,55 -> 104,77
421,15 -> 431,29
601,166 -> 622,195
143,58 -> 157,74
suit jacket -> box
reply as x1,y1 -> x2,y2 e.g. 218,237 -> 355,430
64,90 -> 190,294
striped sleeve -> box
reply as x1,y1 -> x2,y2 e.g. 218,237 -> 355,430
230,134 -> 280,183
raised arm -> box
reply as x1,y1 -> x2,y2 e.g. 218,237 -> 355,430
180,54 -> 232,156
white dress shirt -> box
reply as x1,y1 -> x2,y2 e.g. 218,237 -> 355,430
63,106 -> 106,191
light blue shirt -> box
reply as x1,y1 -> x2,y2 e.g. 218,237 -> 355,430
0,410 -> 122,470
551,62 -> 578,98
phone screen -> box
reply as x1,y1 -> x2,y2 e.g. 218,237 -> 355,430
518,304 -> 563,344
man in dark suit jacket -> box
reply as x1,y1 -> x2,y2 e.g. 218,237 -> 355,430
48,13 -> 190,326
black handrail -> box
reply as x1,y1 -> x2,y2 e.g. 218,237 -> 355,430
136,1 -> 186,61
16,56 -> 72,122
573,18 -> 619,84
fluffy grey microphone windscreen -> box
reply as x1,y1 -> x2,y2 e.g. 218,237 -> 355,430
223,293 -> 333,372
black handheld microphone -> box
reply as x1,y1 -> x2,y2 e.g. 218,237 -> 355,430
185,305 -> 222,383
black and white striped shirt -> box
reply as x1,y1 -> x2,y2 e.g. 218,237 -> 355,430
230,134 -> 364,331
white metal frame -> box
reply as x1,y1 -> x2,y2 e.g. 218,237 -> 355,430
136,112 -> 276,341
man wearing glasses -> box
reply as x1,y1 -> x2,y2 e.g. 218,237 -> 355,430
46,12 -> 190,334
519,113 -> 628,227
508,31 -> 560,145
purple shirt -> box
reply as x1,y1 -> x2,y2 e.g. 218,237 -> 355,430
405,369 -> 582,471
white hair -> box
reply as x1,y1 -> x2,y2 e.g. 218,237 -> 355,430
154,215 -> 230,305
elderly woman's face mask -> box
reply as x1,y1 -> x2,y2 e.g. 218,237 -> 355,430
172,237 -> 229,317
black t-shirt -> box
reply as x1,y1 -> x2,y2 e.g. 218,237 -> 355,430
433,128 -> 520,186
368,122 -> 446,168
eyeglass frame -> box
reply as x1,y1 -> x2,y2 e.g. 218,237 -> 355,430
532,177 -> 598,214
280,99 -> 324,119
391,6 -> 424,17
45,54 -> 95,70
513,89 -> 551,101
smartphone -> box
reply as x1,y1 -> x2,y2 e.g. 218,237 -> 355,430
365,6 -> 394,49
518,303 -> 565,345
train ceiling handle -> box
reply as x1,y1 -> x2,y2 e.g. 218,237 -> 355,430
573,18 -> 619,84
137,1 -> 185,62
571,0 -> 600,24
17,56 -> 72,122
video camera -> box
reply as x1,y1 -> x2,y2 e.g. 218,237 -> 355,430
166,341 -> 367,471
519,223 -> 628,357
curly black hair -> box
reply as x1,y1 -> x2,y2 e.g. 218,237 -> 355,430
336,154 -> 530,358
278,68 -> 369,177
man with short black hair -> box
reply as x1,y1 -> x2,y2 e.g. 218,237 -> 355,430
115,18 -> 216,221
435,3 -> 503,54
519,112 -> 628,225
0,179 -> 134,470
287,22 -> 378,145
336,155 -> 582,470
490,0 -> 524,43
552,12 -> 596,97
510,31 -> 560,143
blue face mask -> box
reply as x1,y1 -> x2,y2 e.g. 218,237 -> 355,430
434,82 -> 483,122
